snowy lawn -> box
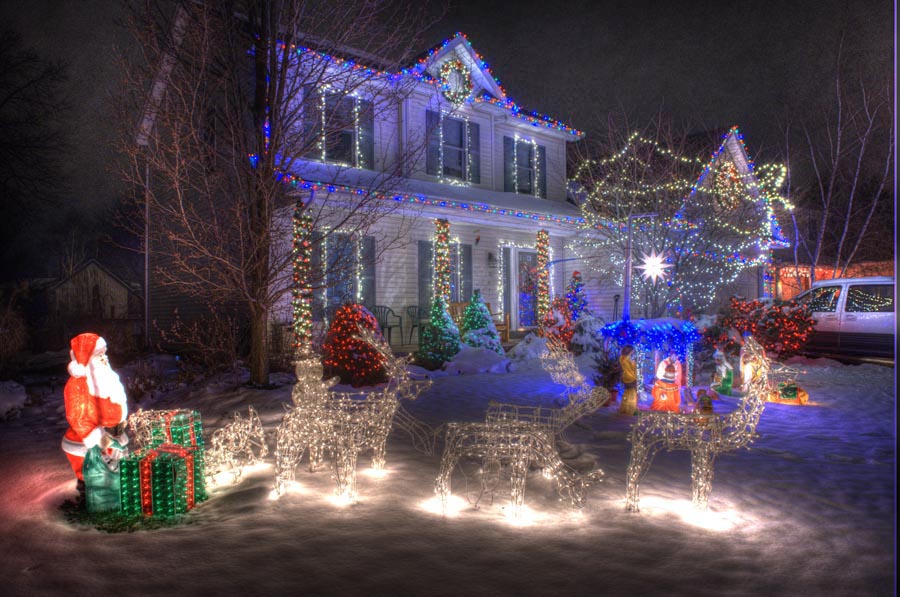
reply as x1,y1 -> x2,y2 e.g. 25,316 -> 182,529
0,353 -> 894,596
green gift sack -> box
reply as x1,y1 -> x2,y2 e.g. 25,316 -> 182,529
83,442 -> 125,514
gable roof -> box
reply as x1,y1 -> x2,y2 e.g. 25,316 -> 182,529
686,126 -> 790,249
403,33 -> 583,139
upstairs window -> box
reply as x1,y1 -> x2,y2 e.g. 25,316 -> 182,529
426,110 -> 480,184
503,136 -> 547,198
302,89 -> 374,169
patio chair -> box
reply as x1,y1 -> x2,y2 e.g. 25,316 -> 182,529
405,306 -> 426,344
371,306 -> 402,344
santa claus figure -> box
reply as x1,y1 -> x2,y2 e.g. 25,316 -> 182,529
651,353 -> 682,413
61,333 -> 129,495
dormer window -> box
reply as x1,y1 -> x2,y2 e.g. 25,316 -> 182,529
426,110 -> 481,184
504,136 -> 547,198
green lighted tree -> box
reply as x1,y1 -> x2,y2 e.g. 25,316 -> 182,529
416,297 -> 461,370
461,290 -> 503,355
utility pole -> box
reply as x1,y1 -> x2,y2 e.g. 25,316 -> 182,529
622,213 -> 658,321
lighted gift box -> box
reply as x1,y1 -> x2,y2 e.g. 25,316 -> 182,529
120,443 -> 207,517
147,409 -> 205,449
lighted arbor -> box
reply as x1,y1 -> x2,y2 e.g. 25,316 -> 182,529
571,127 -> 791,317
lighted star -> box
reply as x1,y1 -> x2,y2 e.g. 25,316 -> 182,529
636,249 -> 673,283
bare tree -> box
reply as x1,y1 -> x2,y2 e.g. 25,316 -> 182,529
116,1 -> 438,385
790,38 -> 894,284
570,116 -> 788,318
0,30 -> 70,276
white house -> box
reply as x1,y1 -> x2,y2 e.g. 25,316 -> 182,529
271,33 -> 594,339
270,34 -> 783,343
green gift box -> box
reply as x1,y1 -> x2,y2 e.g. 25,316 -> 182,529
119,443 -> 207,518
147,409 -> 204,449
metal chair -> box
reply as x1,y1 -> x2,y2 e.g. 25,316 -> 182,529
405,306 -> 425,344
371,306 -> 402,345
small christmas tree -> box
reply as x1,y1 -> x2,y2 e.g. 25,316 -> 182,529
321,304 -> 388,387
417,297 -> 461,370
565,271 -> 588,322
461,290 -> 504,355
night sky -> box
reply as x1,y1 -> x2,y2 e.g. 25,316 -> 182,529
0,0 -> 894,280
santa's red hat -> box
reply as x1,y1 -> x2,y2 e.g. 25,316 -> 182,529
68,333 -> 107,378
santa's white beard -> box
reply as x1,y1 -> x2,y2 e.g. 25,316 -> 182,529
88,361 -> 128,409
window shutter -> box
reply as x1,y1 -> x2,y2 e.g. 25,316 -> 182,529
426,110 -> 440,176
310,230 -> 325,321
360,236 -> 376,308
467,122 -> 480,184
461,244 -> 473,300
502,247 -> 511,317
417,240 -> 434,312
358,99 -> 375,169
503,136 -> 514,192
301,87 -> 322,159
537,145 -> 547,198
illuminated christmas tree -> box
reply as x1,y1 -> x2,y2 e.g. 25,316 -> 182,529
708,297 -> 816,359
541,296 -> 574,345
321,304 -> 387,387
417,297 -> 461,370
571,127 -> 791,317
565,271 -> 588,321
461,290 -> 504,355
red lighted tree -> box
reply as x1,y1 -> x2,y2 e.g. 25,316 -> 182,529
321,304 -> 388,387
541,296 -> 575,346
706,297 -> 816,360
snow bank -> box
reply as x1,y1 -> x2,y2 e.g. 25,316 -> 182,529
0,380 -> 26,420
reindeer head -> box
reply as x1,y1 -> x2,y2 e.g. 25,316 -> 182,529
555,466 -> 605,508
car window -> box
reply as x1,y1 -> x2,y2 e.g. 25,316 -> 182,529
846,284 -> 894,313
798,286 -> 841,312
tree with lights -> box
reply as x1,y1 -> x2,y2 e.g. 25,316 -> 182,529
417,297 -> 461,370
461,290 -> 503,355
565,271 -> 588,321
321,304 -> 387,387
117,2 -> 431,385
571,122 -> 791,317
706,297 -> 816,360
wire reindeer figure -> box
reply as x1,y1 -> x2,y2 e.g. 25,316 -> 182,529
625,336 -> 773,512
205,406 -> 268,484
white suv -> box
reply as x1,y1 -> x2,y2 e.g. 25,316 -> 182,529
793,276 -> 895,359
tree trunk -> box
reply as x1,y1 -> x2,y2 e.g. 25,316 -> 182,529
249,304 -> 270,386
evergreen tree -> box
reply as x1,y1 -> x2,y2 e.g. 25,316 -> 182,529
461,290 -> 504,355
417,297 -> 461,370
321,304 -> 387,387
565,271 -> 588,321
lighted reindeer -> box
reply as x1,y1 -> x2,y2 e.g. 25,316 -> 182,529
205,406 -> 268,484
625,336 -> 772,512
485,336 -> 608,441
273,327 -> 431,500
435,420 -> 604,517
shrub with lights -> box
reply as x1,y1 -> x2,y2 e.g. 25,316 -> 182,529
707,297 -> 816,360
417,297 -> 461,370
565,271 -> 588,322
541,296 -> 575,346
321,304 -> 388,387
460,290 -> 504,355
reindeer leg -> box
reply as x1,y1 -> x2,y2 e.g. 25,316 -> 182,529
435,441 -> 460,512
691,446 -> 716,511
333,443 -> 359,502
508,450 -> 529,518
625,439 -> 660,512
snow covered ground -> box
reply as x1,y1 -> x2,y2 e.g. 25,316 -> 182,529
0,348 -> 894,596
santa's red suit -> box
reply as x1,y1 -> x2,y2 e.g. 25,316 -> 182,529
61,333 -> 129,481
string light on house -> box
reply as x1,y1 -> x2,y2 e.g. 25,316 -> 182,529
536,230 -> 550,321
291,199 -> 314,356
433,219 -> 452,302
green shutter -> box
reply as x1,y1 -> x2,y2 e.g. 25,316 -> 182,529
426,110 -> 440,176
358,99 -> 375,169
361,236 -> 376,308
537,145 -> 547,198
417,240 -> 434,312
467,122 -> 480,184
503,136 -> 514,192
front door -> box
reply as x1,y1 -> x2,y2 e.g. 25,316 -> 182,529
502,248 -> 540,330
